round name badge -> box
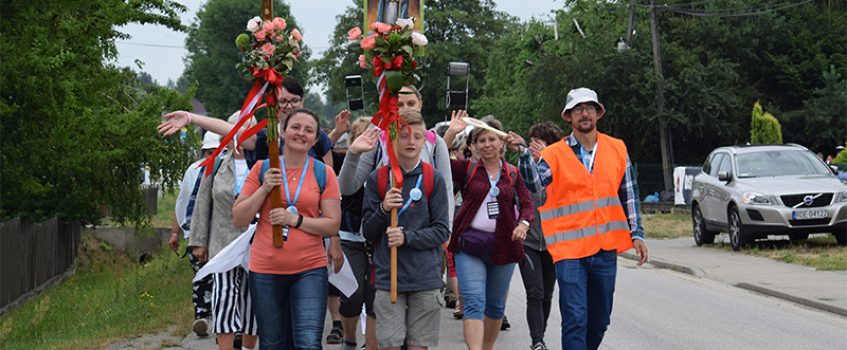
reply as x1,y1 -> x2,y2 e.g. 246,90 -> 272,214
286,206 -> 299,215
410,188 -> 423,201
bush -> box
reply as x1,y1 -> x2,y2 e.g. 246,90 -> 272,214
750,101 -> 783,144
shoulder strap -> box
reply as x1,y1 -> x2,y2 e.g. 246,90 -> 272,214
377,166 -> 390,200
422,162 -> 435,199
312,157 -> 327,194
464,160 -> 479,192
211,156 -> 224,178
259,160 -> 270,184
505,163 -> 518,185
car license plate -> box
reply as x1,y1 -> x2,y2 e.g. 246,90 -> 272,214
792,209 -> 829,220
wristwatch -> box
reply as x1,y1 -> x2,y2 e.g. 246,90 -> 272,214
519,219 -> 530,228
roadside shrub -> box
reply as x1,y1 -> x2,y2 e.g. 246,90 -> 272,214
750,101 -> 783,144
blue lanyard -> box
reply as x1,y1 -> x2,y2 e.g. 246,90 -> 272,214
488,162 -> 502,196
398,174 -> 423,217
233,160 -> 248,196
280,156 -> 311,208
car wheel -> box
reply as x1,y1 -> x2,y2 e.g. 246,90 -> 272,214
834,230 -> 846,246
788,233 -> 809,241
692,204 -> 715,246
728,208 -> 748,251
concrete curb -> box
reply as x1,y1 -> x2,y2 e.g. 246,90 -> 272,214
735,283 -> 847,318
620,252 -> 704,277
620,252 -> 847,318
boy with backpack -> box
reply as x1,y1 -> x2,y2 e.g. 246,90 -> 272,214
361,110 -> 451,350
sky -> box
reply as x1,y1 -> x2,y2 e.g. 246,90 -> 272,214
113,0 -> 564,89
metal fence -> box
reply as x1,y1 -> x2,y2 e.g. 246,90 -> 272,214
0,217 -> 80,315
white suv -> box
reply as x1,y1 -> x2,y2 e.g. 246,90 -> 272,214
690,144 -> 847,250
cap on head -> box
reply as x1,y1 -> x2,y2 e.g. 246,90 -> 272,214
562,87 -> 603,114
201,131 -> 222,150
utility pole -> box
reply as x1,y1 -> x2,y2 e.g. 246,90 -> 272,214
625,0 -> 637,48
650,0 -> 673,193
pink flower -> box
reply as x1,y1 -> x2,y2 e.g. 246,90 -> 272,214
261,43 -> 275,57
275,35 -> 284,42
347,27 -> 362,41
291,28 -> 303,42
359,35 -> 376,50
262,21 -> 275,33
369,22 -> 391,35
377,23 -> 392,34
272,17 -> 287,31
358,54 -> 368,68
254,30 -> 267,41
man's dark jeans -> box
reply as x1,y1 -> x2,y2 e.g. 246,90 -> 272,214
556,250 -> 617,350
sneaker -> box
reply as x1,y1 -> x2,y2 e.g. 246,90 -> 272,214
500,315 -> 511,330
192,318 -> 209,337
530,341 -> 549,350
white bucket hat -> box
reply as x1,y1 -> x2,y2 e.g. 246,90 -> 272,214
562,87 -> 604,114
201,131 -> 222,150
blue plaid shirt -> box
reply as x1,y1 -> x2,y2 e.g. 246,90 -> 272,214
517,134 -> 644,241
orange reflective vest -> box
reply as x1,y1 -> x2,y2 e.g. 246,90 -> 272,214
539,133 -> 633,262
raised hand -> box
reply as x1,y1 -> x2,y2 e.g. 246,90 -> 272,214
505,131 -> 527,153
157,111 -> 192,136
350,128 -> 379,154
334,110 -> 351,134
448,109 -> 469,135
529,139 -> 546,162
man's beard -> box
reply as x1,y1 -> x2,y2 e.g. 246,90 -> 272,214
575,119 -> 595,133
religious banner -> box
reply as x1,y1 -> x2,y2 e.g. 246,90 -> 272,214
365,0 -> 424,31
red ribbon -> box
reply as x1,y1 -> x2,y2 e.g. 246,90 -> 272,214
372,55 -> 405,77
252,67 -> 284,85
371,76 -> 407,188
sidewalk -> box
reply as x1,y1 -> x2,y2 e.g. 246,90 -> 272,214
621,237 -> 847,317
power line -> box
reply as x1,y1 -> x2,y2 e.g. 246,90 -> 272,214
649,0 -> 814,17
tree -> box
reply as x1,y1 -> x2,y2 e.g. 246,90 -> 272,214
183,0 -> 310,119
781,66 -> 847,152
750,102 -> 783,144
1,0 -> 197,224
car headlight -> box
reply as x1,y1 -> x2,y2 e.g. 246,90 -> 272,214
742,192 -> 774,205
836,190 -> 847,203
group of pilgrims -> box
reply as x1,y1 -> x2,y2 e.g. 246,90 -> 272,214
160,76 -> 649,350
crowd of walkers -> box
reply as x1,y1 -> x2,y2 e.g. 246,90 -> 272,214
162,79 -> 649,350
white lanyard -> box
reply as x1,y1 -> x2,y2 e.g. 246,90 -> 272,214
580,142 -> 598,173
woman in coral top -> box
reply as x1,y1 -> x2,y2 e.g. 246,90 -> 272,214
233,109 -> 342,350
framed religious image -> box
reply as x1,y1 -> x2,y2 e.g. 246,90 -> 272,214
365,0 -> 424,32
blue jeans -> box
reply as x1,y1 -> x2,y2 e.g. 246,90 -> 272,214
249,268 -> 328,350
454,252 -> 515,320
556,250 -> 617,350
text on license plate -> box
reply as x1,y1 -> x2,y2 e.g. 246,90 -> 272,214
792,209 -> 829,220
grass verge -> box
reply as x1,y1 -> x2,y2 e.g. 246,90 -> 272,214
707,235 -> 847,271
642,213 -> 691,239
0,234 -> 194,350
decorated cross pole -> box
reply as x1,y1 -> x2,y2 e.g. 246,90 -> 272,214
350,13 -> 428,303
259,0 -> 285,248
198,0 -> 302,248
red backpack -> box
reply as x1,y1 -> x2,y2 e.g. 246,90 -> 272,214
377,162 -> 436,200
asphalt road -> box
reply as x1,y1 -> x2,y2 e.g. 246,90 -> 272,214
324,258 -> 847,350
